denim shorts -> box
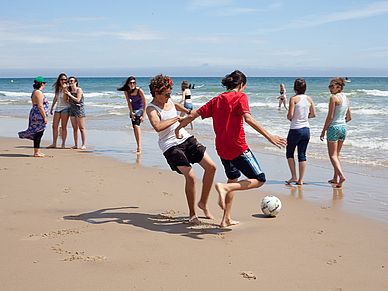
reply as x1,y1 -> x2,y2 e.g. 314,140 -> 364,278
220,148 -> 266,182
129,109 -> 144,127
184,103 -> 193,111
286,127 -> 310,162
54,107 -> 70,114
327,125 -> 347,142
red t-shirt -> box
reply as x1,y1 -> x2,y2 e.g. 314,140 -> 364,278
198,90 -> 250,160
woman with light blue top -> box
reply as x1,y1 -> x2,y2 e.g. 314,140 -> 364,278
286,78 -> 316,185
320,77 -> 352,188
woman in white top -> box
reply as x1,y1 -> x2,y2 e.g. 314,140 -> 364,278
285,78 -> 316,185
47,73 -> 70,148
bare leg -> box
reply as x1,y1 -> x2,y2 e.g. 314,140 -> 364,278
197,152 -> 216,219
47,113 -> 60,148
60,113 -> 69,148
216,178 -> 264,228
177,165 -> 198,223
133,125 -> 141,153
286,158 -> 298,183
283,98 -> 288,110
77,117 -> 86,150
327,140 -> 346,187
298,161 -> 306,185
70,116 -> 79,149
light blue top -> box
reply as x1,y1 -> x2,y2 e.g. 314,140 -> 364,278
330,93 -> 348,126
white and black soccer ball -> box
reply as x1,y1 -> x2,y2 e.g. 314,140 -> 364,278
261,195 -> 282,217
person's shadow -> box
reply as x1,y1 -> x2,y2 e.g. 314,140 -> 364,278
63,206 -> 230,240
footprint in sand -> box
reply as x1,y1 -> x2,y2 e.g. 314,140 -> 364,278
325,259 -> 337,265
320,206 -> 331,210
51,246 -> 106,262
163,191 -> 173,196
63,187 -> 71,193
240,271 -> 257,280
314,230 -> 324,235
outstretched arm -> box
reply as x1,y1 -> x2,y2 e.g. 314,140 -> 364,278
175,110 -> 200,139
243,113 -> 287,148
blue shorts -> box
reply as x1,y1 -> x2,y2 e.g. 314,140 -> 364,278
327,125 -> 347,142
129,109 -> 144,127
184,103 -> 193,111
220,148 -> 266,182
286,127 -> 310,162
54,107 -> 70,114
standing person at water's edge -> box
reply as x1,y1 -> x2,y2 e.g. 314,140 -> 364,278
275,83 -> 288,110
64,77 -> 86,150
176,80 -> 194,130
118,77 -> 147,153
47,73 -> 70,148
285,78 -> 316,185
146,74 -> 217,224
176,70 -> 287,228
320,77 -> 352,188
18,77 -> 49,157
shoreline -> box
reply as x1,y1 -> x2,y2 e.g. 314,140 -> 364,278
0,135 -> 387,290
2,116 -> 387,224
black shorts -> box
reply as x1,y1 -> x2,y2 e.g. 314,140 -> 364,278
163,136 -> 206,174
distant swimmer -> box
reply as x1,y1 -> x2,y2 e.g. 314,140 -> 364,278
345,77 -> 351,83
274,83 -> 288,110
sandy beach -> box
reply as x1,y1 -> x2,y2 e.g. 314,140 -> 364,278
1,135 -> 387,291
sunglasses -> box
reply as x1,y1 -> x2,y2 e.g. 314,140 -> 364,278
129,81 -> 136,84
69,80 -> 75,83
61,78 -> 68,82
165,93 -> 171,98
328,85 -> 338,89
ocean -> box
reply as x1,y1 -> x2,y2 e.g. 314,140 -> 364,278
1,76 -> 387,175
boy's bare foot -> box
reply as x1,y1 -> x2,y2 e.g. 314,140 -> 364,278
198,202 -> 215,219
46,144 -> 56,148
70,145 -> 78,149
188,216 -> 201,225
34,152 -> 46,157
328,179 -> 338,184
215,183 -> 227,210
81,146 -> 86,150
220,219 -> 240,228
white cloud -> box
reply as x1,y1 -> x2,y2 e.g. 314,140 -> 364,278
188,0 -> 232,9
278,1 -> 388,30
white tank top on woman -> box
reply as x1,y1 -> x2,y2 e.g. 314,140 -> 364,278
55,91 -> 70,112
147,99 -> 191,153
290,94 -> 311,129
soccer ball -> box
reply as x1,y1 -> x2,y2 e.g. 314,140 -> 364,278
261,195 -> 282,217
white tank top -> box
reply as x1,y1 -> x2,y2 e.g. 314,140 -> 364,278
147,99 -> 191,153
290,94 -> 311,129
55,91 -> 70,112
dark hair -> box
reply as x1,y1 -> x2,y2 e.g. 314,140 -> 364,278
294,78 -> 306,94
33,81 -> 44,89
68,76 -> 78,87
117,76 -> 136,92
52,73 -> 67,96
330,77 -> 345,91
149,74 -> 173,97
181,80 -> 189,91
221,70 -> 246,90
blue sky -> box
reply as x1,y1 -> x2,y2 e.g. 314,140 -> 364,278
1,0 -> 388,77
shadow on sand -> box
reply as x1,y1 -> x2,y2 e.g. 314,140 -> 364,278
63,206 -> 230,240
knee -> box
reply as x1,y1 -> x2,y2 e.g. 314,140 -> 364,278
206,162 -> 217,174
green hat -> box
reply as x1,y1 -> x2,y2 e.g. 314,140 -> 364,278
34,76 -> 45,83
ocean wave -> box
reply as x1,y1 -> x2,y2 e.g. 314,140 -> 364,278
357,89 -> 388,97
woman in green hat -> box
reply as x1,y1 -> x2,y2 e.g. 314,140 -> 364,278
18,76 -> 49,157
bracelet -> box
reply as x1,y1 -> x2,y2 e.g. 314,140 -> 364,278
188,109 -> 191,115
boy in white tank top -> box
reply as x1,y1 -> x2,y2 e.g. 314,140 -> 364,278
146,74 -> 217,224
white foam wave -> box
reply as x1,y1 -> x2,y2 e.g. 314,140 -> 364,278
357,89 -> 388,97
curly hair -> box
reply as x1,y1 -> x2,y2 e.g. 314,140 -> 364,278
221,70 -> 246,90
149,74 -> 174,97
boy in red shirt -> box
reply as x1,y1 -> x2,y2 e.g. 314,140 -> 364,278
175,70 -> 286,228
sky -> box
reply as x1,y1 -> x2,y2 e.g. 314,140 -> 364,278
1,0 -> 388,77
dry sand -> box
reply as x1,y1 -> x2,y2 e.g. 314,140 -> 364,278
0,137 -> 387,290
